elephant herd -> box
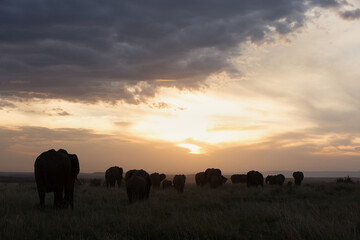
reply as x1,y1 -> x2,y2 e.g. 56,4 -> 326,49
34,149 -> 305,208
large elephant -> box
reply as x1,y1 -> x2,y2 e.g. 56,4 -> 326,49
105,166 -> 123,188
125,169 -> 151,203
173,175 -> 186,193
195,172 -> 205,186
34,149 -> 80,208
204,168 -> 223,188
162,179 -> 172,189
231,174 -> 247,184
246,170 -> 264,187
265,174 -> 285,186
293,171 -> 304,186
149,172 -> 166,188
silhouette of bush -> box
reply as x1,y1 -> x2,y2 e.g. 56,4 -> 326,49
89,178 -> 102,187
336,176 -> 353,184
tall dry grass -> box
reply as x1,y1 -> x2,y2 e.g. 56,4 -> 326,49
0,182 -> 359,240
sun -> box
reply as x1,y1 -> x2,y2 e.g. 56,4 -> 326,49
177,144 -> 202,154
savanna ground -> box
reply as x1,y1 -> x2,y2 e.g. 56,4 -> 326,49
0,181 -> 360,240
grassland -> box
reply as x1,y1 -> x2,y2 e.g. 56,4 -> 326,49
0,181 -> 359,240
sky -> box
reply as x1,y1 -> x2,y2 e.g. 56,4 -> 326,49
1,0 -> 360,173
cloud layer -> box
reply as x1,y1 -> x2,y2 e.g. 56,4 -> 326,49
0,0 -> 343,103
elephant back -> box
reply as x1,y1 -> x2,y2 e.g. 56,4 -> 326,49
162,179 -> 172,189
150,172 -> 166,188
246,170 -> 264,187
204,168 -> 222,188
173,175 -> 186,192
126,175 -> 147,203
125,169 -> 151,201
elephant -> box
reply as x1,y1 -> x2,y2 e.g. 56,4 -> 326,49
195,172 -> 205,186
149,172 -> 166,188
125,169 -> 151,203
265,174 -> 285,186
105,166 -> 123,188
287,180 -> 293,186
204,168 -> 223,188
230,174 -> 247,184
34,149 -> 80,208
173,175 -> 186,193
162,179 -> 172,189
221,175 -> 228,185
246,170 -> 264,187
293,171 -> 304,186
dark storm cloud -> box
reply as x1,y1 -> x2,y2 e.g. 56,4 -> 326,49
339,8 -> 360,20
0,0 -> 344,103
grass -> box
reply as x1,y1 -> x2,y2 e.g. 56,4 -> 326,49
0,182 -> 360,240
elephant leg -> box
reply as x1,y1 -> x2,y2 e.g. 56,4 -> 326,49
37,187 -> 45,208
69,182 -> 74,209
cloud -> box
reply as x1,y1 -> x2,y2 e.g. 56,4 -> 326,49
339,8 -> 360,20
0,100 -> 16,110
0,0 -> 345,104
50,107 -> 70,116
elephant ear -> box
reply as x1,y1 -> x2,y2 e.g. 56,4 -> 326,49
125,170 -> 136,180
160,174 -> 166,181
216,169 -> 222,176
69,154 -> 80,178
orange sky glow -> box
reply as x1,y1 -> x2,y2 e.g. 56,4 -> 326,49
1,2 -> 360,173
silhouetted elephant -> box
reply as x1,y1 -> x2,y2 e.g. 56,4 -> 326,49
34,149 -> 80,208
205,168 -> 223,188
287,181 -> 293,186
105,166 -> 123,188
125,169 -> 151,203
195,172 -> 205,186
293,171 -> 304,186
149,172 -> 166,188
265,174 -> 285,186
246,170 -> 264,187
162,179 -> 172,189
221,175 -> 228,185
231,174 -> 247,184
173,175 -> 186,193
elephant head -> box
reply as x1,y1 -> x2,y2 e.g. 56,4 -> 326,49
221,175 -> 228,185
292,171 -> 304,186
265,175 -> 273,184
